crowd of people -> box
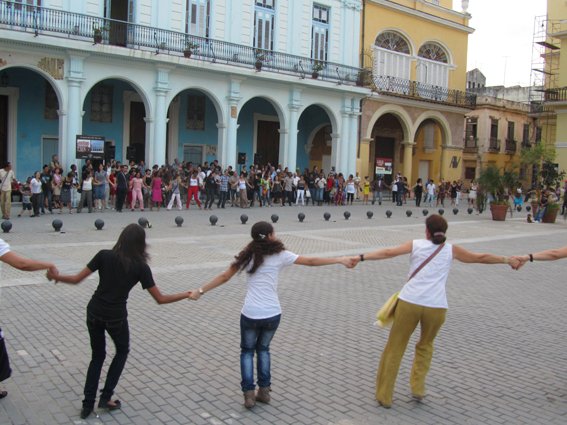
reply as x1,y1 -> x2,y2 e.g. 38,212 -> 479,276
1,156 -> 565,221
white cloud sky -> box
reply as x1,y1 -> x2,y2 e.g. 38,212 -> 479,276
465,0 -> 547,87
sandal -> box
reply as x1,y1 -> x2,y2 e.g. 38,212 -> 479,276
98,399 -> 121,411
0,390 -> 7,399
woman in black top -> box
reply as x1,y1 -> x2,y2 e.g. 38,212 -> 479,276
47,224 -> 191,419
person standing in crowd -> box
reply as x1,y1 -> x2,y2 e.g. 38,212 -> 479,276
150,171 -> 163,211
17,177 -> 32,217
217,169 -> 230,209
315,173 -> 325,206
46,224 -> 192,419
186,170 -> 202,209
142,169 -> 152,209
59,172 -> 74,214
93,164 -> 107,212
345,174 -> 356,205
391,177 -> 399,205
414,178 -> 423,207
271,174 -> 282,206
426,180 -> 436,207
371,175 -> 385,206
0,238 -> 58,400
296,175 -> 306,206
77,169 -> 93,214
52,167 -> 63,211
115,165 -> 128,213
129,170 -> 144,212
30,171 -> 42,217
40,164 -> 53,214
188,221 -> 355,409
0,162 -> 15,220
204,169 -> 217,210
238,172 -> 249,208
352,214 -> 518,409
166,173 -> 183,211
70,164 -> 80,209
283,172 -> 293,207
229,170 -> 239,207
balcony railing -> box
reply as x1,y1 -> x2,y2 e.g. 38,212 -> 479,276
487,138 -> 500,153
463,136 -> 478,153
505,139 -> 517,154
373,75 -> 476,109
0,1 -> 363,86
543,86 -> 567,102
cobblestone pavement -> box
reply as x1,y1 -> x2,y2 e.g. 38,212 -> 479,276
0,202 -> 566,424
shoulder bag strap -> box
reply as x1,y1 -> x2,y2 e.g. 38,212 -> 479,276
407,243 -> 445,282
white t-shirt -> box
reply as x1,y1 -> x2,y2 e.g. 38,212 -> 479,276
0,238 -> 10,258
241,250 -> 299,319
427,184 -> 436,195
398,239 -> 453,309
346,181 -> 356,194
31,178 -> 42,194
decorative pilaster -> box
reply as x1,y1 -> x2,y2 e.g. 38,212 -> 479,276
225,78 -> 242,169
286,87 -> 302,171
65,54 -> 86,169
153,67 -> 171,166
402,140 -> 414,182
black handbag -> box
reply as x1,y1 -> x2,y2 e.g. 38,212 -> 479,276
0,327 -> 12,382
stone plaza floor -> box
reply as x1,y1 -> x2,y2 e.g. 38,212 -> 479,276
0,201 -> 566,424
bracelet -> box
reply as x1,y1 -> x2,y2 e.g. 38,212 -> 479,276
529,254 -> 534,262
359,254 -> 365,262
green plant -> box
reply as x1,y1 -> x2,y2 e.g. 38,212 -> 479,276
184,41 -> 199,51
478,165 -> 518,205
312,61 -> 324,72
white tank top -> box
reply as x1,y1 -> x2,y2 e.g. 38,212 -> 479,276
190,177 -> 199,187
398,239 -> 452,309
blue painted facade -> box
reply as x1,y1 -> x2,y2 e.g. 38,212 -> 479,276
298,105 -> 332,171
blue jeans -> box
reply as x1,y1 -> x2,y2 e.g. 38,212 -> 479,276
240,314 -> 281,392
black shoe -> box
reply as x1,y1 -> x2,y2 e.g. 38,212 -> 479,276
98,399 -> 121,411
80,406 -> 93,419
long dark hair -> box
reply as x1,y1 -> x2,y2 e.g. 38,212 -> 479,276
426,214 -> 448,245
112,223 -> 150,271
232,221 -> 285,274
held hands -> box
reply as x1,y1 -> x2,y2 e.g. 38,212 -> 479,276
46,266 -> 59,282
509,255 -> 529,270
338,256 -> 360,268
188,289 -> 201,301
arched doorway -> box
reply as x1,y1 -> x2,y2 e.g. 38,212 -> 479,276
369,113 -> 404,184
166,88 -> 221,166
0,67 -> 61,180
237,97 -> 282,168
82,79 -> 148,165
298,105 -> 333,174
413,118 -> 445,182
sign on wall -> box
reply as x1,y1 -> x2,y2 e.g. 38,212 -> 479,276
375,157 -> 392,175
76,135 -> 105,160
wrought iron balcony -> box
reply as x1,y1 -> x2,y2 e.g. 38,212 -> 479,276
0,1 -> 363,86
373,75 -> 476,109
463,136 -> 478,153
543,86 -> 567,102
505,139 -> 517,154
487,138 -> 501,153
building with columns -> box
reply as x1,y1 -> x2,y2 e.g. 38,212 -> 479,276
0,0 -> 367,181
357,0 -> 475,185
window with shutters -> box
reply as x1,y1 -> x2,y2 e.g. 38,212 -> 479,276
373,31 -> 411,80
254,0 -> 275,51
311,4 -> 329,62
417,42 -> 449,88
185,0 -> 210,37
90,84 -> 113,123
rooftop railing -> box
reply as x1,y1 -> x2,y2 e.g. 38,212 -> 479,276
0,1 -> 363,86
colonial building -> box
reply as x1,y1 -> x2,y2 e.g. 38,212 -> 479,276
358,0 -> 475,184
0,0 -> 367,180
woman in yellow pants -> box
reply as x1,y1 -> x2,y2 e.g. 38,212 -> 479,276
355,214 -> 519,408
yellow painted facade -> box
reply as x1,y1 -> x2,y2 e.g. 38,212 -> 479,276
358,0 -> 473,185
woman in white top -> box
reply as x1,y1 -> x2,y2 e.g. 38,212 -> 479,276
30,171 -> 43,217
355,214 -> 518,408
189,221 -> 354,409
345,174 -> 356,205
468,180 -> 478,208
77,170 -> 93,213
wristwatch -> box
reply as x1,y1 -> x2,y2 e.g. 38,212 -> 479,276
198,288 -> 205,295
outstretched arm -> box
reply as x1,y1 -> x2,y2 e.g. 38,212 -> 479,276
0,251 -> 58,274
512,246 -> 567,270
189,264 -> 239,300
453,245 -> 519,268
47,266 -> 92,284
294,256 -> 356,268
358,241 -> 413,262
147,286 -> 192,304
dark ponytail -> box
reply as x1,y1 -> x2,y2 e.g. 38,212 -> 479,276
425,214 -> 448,245
112,223 -> 150,271
232,221 -> 285,274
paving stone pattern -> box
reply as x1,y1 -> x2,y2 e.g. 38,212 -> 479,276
0,204 -> 565,424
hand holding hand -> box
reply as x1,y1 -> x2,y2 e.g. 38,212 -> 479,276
188,289 -> 201,301
508,256 -> 521,270
46,266 -> 59,282
510,255 -> 528,270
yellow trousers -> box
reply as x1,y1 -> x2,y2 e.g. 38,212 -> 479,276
0,190 -> 11,219
376,299 -> 446,406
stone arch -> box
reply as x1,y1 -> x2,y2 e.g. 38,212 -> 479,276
238,94 -> 286,124
168,86 -> 225,124
1,64 -> 65,108
366,104 -> 412,142
82,76 -> 151,116
413,111 -> 451,145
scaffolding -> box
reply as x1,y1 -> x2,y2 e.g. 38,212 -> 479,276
529,15 -> 559,119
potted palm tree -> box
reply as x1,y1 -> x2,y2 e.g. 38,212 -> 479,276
254,52 -> 266,71
311,61 -> 324,79
478,165 -> 517,221
92,24 -> 108,44
183,41 -> 199,58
